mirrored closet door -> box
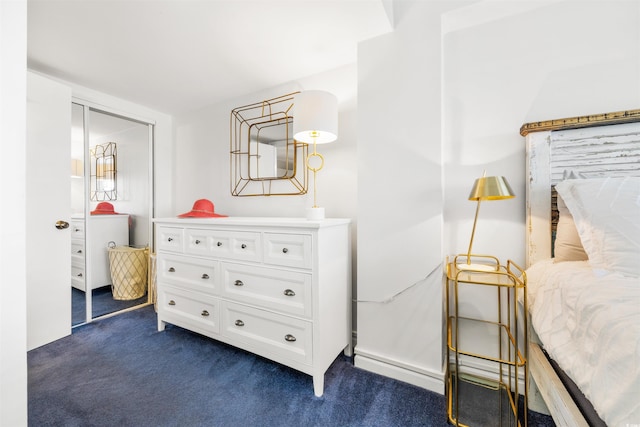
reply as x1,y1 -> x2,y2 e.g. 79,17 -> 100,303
71,102 -> 154,326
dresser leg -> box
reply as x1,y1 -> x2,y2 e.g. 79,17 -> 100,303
343,343 -> 353,357
313,374 -> 324,397
157,318 -> 166,332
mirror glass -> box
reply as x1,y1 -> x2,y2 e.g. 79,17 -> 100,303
91,141 -> 117,201
248,119 -> 295,179
71,103 -> 85,326
71,104 -> 153,326
231,92 -> 308,196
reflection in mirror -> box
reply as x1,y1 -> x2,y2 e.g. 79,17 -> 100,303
249,120 -> 294,179
71,103 -> 86,326
91,142 -> 117,201
231,92 -> 308,196
70,105 -> 153,327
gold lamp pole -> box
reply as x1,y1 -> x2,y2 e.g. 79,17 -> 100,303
460,173 -> 515,270
292,90 -> 338,220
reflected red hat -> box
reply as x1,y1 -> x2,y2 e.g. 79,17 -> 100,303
178,199 -> 227,218
91,202 -> 118,215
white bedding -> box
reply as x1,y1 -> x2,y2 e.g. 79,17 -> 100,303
526,259 -> 640,427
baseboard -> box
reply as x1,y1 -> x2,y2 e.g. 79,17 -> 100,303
354,349 -> 444,394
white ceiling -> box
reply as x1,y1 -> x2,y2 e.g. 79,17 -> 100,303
27,0 -> 394,115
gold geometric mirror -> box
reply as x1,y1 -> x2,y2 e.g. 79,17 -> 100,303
90,141 -> 117,201
230,92 -> 308,196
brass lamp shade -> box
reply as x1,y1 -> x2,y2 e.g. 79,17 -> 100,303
462,175 -> 515,269
468,175 -> 515,201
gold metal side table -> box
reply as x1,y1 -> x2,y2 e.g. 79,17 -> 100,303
445,255 -> 528,427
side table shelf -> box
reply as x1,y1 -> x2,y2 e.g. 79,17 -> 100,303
445,255 -> 528,427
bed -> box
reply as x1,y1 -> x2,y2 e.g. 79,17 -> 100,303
521,110 -> 640,427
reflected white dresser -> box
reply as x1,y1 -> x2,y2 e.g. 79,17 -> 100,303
71,214 -> 129,291
154,217 -> 351,396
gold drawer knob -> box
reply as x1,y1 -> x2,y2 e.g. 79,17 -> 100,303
282,248 -> 288,254
235,319 -> 244,327
201,310 -> 209,317
201,273 -> 209,279
284,334 -> 296,342
168,300 -> 176,306
168,267 -> 175,272
234,280 -> 244,287
283,289 -> 295,297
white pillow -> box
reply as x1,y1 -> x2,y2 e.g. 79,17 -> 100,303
555,177 -> 640,278
554,193 -> 588,262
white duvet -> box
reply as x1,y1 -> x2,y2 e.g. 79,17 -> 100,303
526,259 -> 640,427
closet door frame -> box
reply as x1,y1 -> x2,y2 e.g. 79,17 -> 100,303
73,98 -> 156,325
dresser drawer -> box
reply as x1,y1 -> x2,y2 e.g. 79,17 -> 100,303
263,233 -> 312,269
158,284 -> 220,334
71,264 -> 85,290
71,240 -> 84,257
221,262 -> 311,318
221,301 -> 312,365
156,226 -> 184,253
185,228 -> 261,262
157,253 -> 219,295
71,221 -> 84,239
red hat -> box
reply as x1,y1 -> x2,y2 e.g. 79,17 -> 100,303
178,199 -> 227,218
91,202 -> 118,215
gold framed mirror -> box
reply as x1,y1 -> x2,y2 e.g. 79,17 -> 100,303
90,141 -> 117,201
230,92 -> 308,196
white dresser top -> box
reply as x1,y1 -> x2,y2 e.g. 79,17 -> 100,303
153,217 -> 350,230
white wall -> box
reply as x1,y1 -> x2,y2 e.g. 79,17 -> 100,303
443,0 -> 640,265
0,0 -> 28,424
355,0 -> 454,393
172,64 -> 358,222
356,0 -> 640,394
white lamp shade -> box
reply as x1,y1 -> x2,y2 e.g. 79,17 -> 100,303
293,90 -> 338,144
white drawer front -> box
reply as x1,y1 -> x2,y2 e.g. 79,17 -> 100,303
71,221 -> 84,239
185,229 -> 261,262
221,302 -> 312,365
221,263 -> 311,318
263,233 -> 312,269
156,226 -> 184,253
157,253 -> 219,295
158,284 -> 219,334
71,264 -> 85,289
71,240 -> 84,256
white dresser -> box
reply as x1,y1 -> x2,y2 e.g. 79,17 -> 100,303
71,214 -> 129,291
154,217 -> 352,396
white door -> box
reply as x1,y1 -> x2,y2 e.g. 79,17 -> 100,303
26,72 -> 72,350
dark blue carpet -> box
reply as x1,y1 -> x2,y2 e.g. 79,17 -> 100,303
72,286 -> 147,326
28,306 -> 554,426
